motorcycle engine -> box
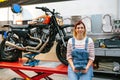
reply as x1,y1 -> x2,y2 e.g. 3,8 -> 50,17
41,29 -> 50,42
30,27 -> 39,38
30,27 -> 37,34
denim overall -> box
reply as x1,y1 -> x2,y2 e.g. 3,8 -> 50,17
68,37 -> 93,80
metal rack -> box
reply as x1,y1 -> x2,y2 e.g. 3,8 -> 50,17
0,58 -> 67,80
94,48 -> 120,75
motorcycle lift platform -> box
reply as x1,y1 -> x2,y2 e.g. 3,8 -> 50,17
0,58 -> 67,80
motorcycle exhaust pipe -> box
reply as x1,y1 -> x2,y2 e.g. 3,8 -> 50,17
5,37 -> 50,53
5,41 -> 40,53
5,41 -> 26,50
25,37 -> 50,53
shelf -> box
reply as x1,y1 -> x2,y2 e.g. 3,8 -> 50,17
87,32 -> 115,36
93,32 -> 120,75
94,70 -> 120,75
95,48 -> 120,57
88,32 -> 120,35
95,48 -> 120,50
66,32 -> 120,36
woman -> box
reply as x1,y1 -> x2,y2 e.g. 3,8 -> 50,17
67,20 -> 95,80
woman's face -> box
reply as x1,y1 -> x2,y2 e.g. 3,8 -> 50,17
75,24 -> 85,35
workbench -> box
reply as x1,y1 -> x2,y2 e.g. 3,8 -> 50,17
0,59 -> 68,80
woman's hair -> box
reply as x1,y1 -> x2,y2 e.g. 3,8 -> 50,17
73,20 -> 86,38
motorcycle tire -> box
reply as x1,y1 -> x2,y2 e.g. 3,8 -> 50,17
56,39 -> 69,66
0,39 -> 22,62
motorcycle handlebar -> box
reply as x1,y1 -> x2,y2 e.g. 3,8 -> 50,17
36,7 -> 61,16
36,7 -> 53,14
61,24 -> 74,29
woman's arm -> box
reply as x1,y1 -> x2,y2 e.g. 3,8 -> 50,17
86,59 -> 94,70
66,39 -> 74,70
68,58 -> 74,69
81,59 -> 94,73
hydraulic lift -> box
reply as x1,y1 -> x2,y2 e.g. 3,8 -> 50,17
0,58 -> 68,80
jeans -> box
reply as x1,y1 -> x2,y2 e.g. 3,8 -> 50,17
68,65 -> 93,80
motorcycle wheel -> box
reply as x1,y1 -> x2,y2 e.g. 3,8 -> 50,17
0,36 -> 22,61
56,39 -> 68,66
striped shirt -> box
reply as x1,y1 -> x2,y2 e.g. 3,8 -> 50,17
66,37 -> 95,61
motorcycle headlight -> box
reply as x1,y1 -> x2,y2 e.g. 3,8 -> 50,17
56,17 -> 63,26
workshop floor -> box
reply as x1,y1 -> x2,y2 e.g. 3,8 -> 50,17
0,68 -> 120,80
0,61 -> 120,80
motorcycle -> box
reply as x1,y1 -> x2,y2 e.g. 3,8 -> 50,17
0,7 -> 73,66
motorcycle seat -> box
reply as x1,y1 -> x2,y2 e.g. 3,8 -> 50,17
29,24 -> 49,28
10,24 -> 29,29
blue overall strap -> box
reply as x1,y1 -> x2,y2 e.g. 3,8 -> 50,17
85,37 -> 89,50
72,38 -> 75,49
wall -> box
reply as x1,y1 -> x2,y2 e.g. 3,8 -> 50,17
118,0 -> 120,19
0,0 -> 118,21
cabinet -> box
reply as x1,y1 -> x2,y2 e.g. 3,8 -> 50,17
94,48 -> 120,75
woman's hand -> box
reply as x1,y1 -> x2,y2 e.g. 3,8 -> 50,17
68,59 -> 80,72
80,67 -> 89,73
72,66 -> 79,72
